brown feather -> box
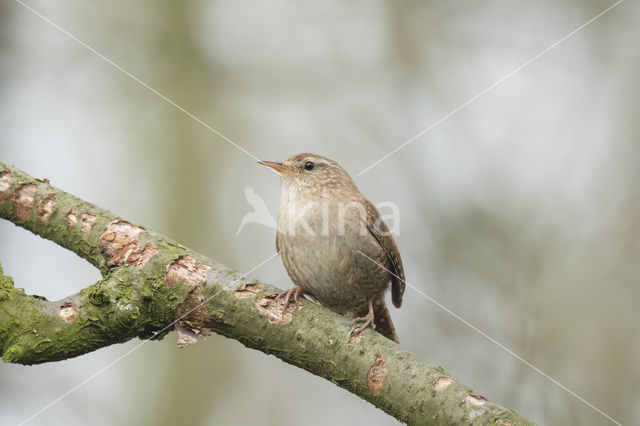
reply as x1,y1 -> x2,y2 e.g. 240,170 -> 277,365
363,199 -> 405,308
373,300 -> 399,342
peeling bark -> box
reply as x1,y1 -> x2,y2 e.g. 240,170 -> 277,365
435,377 -> 455,392
37,194 -> 57,222
12,182 -> 37,220
0,161 -> 535,426
65,207 -> 78,226
367,355 -> 388,395
253,295 -> 301,324
0,170 -> 13,203
99,220 -> 158,269
81,212 -> 97,232
165,255 -> 210,289
165,255 -> 212,347
233,283 -> 264,299
58,302 -> 79,324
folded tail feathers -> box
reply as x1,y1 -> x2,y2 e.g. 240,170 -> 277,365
373,300 -> 399,343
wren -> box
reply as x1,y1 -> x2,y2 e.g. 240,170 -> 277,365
260,153 -> 405,342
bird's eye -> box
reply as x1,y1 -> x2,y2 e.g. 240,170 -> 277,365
304,161 -> 315,171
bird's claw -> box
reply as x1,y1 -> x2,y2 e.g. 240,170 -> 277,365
274,285 -> 304,316
351,312 -> 376,337
351,300 -> 376,338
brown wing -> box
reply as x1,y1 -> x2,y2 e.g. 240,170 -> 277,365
276,230 -> 280,253
363,199 -> 405,308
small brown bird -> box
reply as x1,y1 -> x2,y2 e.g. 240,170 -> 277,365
260,153 -> 405,342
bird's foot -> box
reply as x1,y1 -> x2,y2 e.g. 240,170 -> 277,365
351,300 -> 375,338
274,285 -> 305,315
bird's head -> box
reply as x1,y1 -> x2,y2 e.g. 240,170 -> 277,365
259,153 -> 358,198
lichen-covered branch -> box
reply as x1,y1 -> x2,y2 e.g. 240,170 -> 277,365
0,161 -> 534,425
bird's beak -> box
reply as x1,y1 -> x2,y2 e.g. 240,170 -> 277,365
259,161 -> 291,174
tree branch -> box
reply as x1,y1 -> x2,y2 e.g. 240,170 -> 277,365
0,161 -> 534,425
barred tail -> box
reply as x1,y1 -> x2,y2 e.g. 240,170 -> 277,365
373,300 -> 399,343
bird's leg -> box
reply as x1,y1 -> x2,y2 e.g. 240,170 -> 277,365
274,285 -> 305,314
351,299 -> 376,337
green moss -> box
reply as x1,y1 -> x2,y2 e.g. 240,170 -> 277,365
0,262 -> 44,363
0,263 -> 15,296
114,276 -> 135,298
2,345 -> 22,363
87,285 -> 110,306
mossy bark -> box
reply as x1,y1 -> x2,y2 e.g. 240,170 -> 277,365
0,161 -> 535,425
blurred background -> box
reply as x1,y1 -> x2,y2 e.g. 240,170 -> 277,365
1,0 -> 638,424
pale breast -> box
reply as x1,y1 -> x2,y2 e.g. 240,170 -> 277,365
277,199 -> 391,315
